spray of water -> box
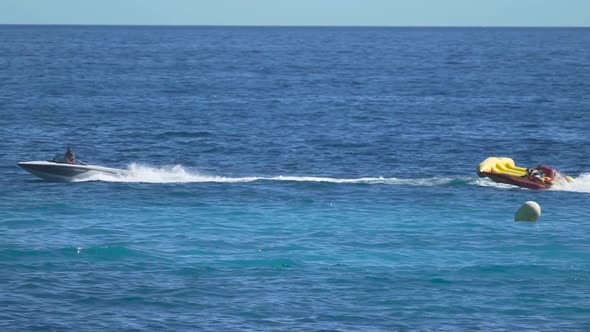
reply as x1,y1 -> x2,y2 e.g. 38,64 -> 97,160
550,173 -> 590,193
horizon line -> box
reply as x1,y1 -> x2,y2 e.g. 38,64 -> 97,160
0,23 -> 589,29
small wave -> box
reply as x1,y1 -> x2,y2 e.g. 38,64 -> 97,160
155,131 -> 212,139
78,163 -> 459,186
74,245 -> 144,261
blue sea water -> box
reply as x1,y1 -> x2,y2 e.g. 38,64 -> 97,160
1,25 -> 590,331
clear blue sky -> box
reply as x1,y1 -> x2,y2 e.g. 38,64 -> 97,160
1,0 -> 589,26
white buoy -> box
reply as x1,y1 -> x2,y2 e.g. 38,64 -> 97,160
514,201 -> 541,222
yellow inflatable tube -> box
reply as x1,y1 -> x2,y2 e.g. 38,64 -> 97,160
477,157 -> 528,177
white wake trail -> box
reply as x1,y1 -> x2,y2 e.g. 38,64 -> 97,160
81,163 -> 259,183
73,163 -> 590,192
78,163 -> 456,186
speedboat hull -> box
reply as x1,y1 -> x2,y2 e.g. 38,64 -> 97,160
18,161 -> 127,182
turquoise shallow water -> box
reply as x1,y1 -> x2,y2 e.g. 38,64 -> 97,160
1,26 -> 590,331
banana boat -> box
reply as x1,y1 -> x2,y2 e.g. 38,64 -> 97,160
477,157 -> 573,190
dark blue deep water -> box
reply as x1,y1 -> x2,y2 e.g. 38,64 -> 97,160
1,26 -> 590,331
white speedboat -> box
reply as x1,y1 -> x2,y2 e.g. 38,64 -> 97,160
18,157 -> 127,182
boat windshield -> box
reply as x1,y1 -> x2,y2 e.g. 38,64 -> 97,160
49,154 -> 87,165
50,154 -> 68,163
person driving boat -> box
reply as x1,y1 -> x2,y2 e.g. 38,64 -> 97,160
64,147 -> 76,164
